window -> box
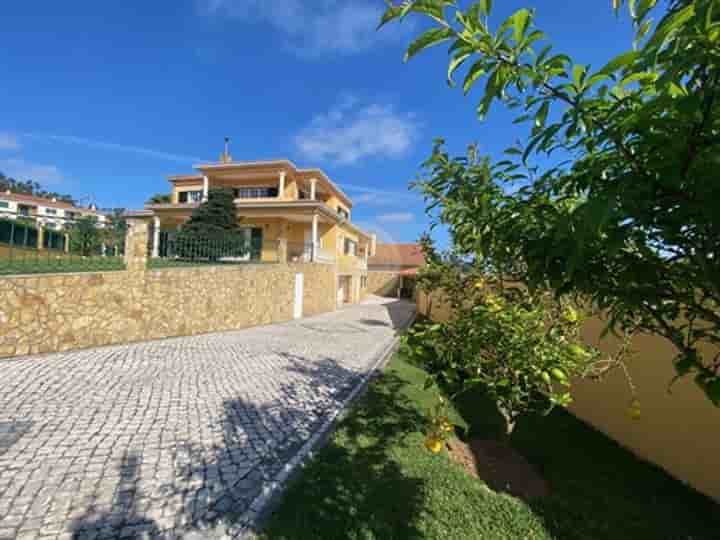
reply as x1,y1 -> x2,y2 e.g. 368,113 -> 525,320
234,187 -> 278,199
337,207 -> 349,220
0,201 -> 8,209
66,211 -> 76,219
45,208 -> 57,215
18,206 -> 31,217
361,276 -> 368,289
178,191 -> 203,203
344,238 -> 357,256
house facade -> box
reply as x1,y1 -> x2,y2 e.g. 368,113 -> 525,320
140,152 -> 376,306
0,191 -> 108,252
0,191 -> 107,231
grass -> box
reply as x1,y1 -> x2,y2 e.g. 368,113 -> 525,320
0,254 -> 126,275
260,353 -> 720,540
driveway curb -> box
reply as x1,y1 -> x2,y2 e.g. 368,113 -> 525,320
234,306 -> 416,539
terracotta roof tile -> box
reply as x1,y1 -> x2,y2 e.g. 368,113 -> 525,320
368,243 -> 425,268
0,192 -> 102,214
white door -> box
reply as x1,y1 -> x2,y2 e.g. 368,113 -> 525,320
294,273 -> 304,319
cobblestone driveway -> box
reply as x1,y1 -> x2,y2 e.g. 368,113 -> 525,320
0,297 -> 415,540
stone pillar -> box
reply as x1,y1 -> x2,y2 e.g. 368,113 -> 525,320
37,226 -> 44,250
124,218 -> 149,272
64,233 -> 70,253
277,221 -> 288,264
278,171 -> 286,199
152,216 -> 161,258
202,176 -> 209,202
311,213 -> 319,262
310,178 -> 317,201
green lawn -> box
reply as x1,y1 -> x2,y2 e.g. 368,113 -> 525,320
260,354 -> 720,540
0,255 -> 126,275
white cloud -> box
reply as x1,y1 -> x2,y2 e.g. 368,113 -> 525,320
0,133 -> 20,151
23,134 -> 202,164
0,158 -> 63,184
198,0 -> 412,56
377,212 -> 414,224
295,98 -> 419,165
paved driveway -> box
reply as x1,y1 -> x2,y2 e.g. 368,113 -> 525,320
0,296 -> 415,540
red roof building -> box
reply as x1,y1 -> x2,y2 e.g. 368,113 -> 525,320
367,243 -> 425,271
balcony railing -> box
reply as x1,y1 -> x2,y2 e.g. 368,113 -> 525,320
286,243 -> 336,264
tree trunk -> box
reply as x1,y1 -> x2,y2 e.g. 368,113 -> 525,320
497,405 -> 517,443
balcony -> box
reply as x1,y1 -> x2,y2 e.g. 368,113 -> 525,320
287,243 -> 335,264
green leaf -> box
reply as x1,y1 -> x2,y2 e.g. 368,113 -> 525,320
378,5 -> 403,29
636,0 -> 657,23
573,64 -> 587,89
596,51 -> 640,77
644,3 -> 695,51
535,44 -> 553,67
404,0 -> 453,25
535,101 -> 550,129
510,8 -> 533,43
448,51 -> 472,86
479,0 -> 493,17
463,60 -> 487,94
404,27 -> 455,62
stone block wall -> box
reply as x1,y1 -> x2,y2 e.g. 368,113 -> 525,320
367,271 -> 401,297
0,263 -> 336,359
293,262 -> 336,316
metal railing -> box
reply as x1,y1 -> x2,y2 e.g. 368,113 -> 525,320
148,233 -> 280,269
286,242 -> 336,264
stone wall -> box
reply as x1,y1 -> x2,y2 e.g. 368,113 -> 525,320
295,262 -> 336,316
0,262 -> 336,359
367,270 -> 401,297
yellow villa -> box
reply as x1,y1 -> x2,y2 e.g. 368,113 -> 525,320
140,145 -> 376,306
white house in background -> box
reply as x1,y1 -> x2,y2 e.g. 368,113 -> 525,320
0,191 -> 107,230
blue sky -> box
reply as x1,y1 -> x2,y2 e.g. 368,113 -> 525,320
0,0 -> 636,244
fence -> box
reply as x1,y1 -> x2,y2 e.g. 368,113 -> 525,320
148,232 -> 280,269
0,218 -> 125,275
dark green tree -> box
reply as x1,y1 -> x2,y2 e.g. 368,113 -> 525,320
176,188 -> 245,260
145,193 -> 171,205
68,216 -> 102,256
0,172 -> 76,204
180,188 -> 239,236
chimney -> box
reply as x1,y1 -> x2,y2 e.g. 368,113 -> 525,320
220,137 -> 233,164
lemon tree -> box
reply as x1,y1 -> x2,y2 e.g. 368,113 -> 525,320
405,239 -> 603,440
381,0 -> 720,404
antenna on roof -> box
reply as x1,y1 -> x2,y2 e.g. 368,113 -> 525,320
220,137 -> 232,164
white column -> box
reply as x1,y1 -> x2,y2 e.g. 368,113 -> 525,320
310,178 -> 317,201
152,216 -> 161,258
311,213 -> 319,262
202,176 -> 209,201
278,171 -> 286,199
